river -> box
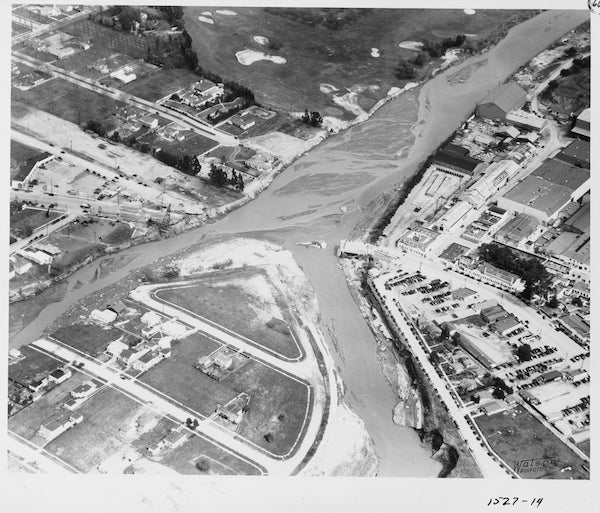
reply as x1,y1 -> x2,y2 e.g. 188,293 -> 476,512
9,10 -> 588,477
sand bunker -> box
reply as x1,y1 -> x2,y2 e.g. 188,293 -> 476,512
253,35 -> 269,46
201,11 -> 212,16
216,9 -> 237,16
198,16 -> 214,24
370,48 -> 380,58
236,49 -> 286,66
464,8 -> 476,15
398,41 -> 424,51
319,83 -> 339,94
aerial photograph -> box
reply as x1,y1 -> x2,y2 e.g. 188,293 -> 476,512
8,2 -> 591,484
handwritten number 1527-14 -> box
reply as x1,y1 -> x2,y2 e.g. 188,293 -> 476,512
487,497 -> 544,507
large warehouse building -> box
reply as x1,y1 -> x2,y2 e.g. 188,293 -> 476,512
497,158 -> 590,222
476,82 -> 528,121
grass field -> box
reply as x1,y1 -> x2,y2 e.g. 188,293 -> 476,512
140,129 -> 219,156
45,386 -> 142,472
10,208 -> 62,239
8,371 -> 89,439
51,323 -> 125,357
10,139 -> 43,166
9,345 -> 65,387
12,77 -> 127,130
122,68 -> 200,102
11,22 -> 31,36
154,268 -> 303,360
220,359 -> 311,456
139,332 -> 235,417
159,431 -> 263,475
475,405 -> 589,479
183,7 -> 534,115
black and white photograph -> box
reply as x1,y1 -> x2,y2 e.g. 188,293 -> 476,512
4,1 -> 596,511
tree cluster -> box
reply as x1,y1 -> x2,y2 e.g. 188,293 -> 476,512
491,377 -> 513,399
516,343 -> 532,362
155,150 -> 200,176
209,164 -> 244,191
422,34 -> 467,59
85,119 -> 108,138
478,243 -> 553,300
301,109 -> 323,128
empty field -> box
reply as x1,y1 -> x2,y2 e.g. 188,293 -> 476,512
220,359 -> 311,457
51,323 -> 125,357
44,386 -> 143,472
9,345 -> 65,386
154,268 -> 304,360
139,129 -> 218,156
12,77 -> 126,130
12,22 -> 31,36
10,139 -> 42,165
159,431 -> 263,475
10,208 -> 62,239
139,332 -> 234,417
475,405 -> 589,479
122,67 -> 200,102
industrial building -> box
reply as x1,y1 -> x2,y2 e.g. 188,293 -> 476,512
494,213 -> 540,247
554,139 -> 590,169
461,159 -> 520,208
505,110 -> 547,131
436,200 -> 473,232
476,82 -> 527,121
571,108 -> 590,140
430,146 -> 486,179
397,224 -> 440,257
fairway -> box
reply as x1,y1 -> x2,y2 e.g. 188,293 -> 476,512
183,7 -> 534,115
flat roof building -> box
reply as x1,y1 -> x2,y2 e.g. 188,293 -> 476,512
494,213 -> 539,247
571,108 -> 590,141
505,110 -> 547,131
431,149 -> 485,178
554,140 -> 590,169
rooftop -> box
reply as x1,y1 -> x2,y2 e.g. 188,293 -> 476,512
452,287 -> 477,299
555,140 -> 590,169
495,213 -> 539,244
531,158 -> 589,192
564,203 -> 589,235
502,176 -> 572,217
478,82 -> 527,113
432,149 -> 483,174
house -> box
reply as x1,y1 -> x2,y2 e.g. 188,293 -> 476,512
228,113 -> 256,130
163,429 -> 188,449
157,336 -> 174,349
110,67 -> 137,84
106,340 -> 129,357
70,381 -> 97,399
132,351 -> 163,372
48,368 -> 72,385
161,320 -> 188,340
140,115 -> 159,129
119,346 -> 151,366
476,82 -> 527,121
480,400 -> 508,416
63,397 -> 82,411
38,418 -> 72,441
28,378 -> 48,393
22,249 -> 53,266
213,352 -> 233,370
141,311 -> 162,327
215,393 -> 249,425
90,308 -> 118,324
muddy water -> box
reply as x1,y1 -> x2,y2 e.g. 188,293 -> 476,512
10,10 -> 588,477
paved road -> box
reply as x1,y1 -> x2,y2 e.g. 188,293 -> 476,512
370,273 -> 512,479
10,211 -> 78,253
12,53 -> 238,147
11,8 -> 97,45
7,431 -> 80,473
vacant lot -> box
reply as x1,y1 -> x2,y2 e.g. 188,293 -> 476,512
221,358 -> 311,457
8,371 -> 89,439
139,333 -> 235,417
183,7 -> 534,115
140,129 -> 218,156
12,78 -> 126,130
123,67 -> 200,102
10,208 -> 63,239
9,345 -> 65,387
10,139 -> 42,166
12,22 -> 31,35
160,431 -> 263,475
45,386 -> 142,472
155,268 -> 303,360
475,405 -> 589,479
51,323 -> 124,357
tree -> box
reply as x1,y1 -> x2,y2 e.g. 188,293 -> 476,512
516,343 -> 532,362
209,164 -> 228,187
237,173 -> 245,191
451,332 -> 461,346
413,52 -> 430,67
110,131 -> 121,143
439,324 -> 451,341
492,387 -> 506,399
470,394 -> 480,404
546,296 -> 559,309
309,111 -> 323,128
394,58 -> 417,79
263,432 -> 274,443
572,296 -> 583,307
195,459 -> 210,472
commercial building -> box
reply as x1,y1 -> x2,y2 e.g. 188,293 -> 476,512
558,314 -> 590,346
498,156 -> 589,223
481,304 -> 509,323
397,224 -> 440,257
505,110 -> 547,131
11,151 -> 55,188
476,82 -> 527,121
493,315 -> 521,336
461,160 -> 520,208
571,108 -> 590,140
494,213 -> 539,247
436,201 -> 473,232
110,67 -> 137,84
430,147 -> 486,179
456,257 -> 525,293
554,140 -> 590,169
545,231 -> 590,282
